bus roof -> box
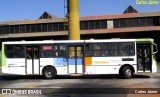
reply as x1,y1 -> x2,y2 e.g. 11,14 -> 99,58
2,38 -> 154,44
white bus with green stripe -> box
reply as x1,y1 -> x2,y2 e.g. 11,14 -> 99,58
1,38 -> 158,79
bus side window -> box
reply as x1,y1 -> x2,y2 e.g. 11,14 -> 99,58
27,47 -> 33,59
53,45 -> 66,58
41,45 -> 53,58
85,44 -> 92,57
54,52 -> 58,57
85,51 -> 92,57
5,45 -> 25,58
102,43 -> 109,56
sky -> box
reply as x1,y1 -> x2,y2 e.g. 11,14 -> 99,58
0,0 -> 160,22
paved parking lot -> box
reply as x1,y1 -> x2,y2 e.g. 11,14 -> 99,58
0,64 -> 160,97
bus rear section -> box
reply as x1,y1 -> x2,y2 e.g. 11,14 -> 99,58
2,43 -> 26,75
83,41 -> 136,79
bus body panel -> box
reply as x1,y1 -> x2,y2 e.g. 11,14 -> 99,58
33,59 -> 40,74
152,61 -> 157,73
3,59 -> 26,75
84,57 -> 136,74
40,58 -> 68,75
1,38 -> 158,77
26,59 -> 33,74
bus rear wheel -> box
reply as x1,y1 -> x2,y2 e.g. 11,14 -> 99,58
121,66 -> 132,79
43,67 -> 57,79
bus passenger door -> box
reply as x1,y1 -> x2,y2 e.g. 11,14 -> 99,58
137,44 -> 152,72
26,47 -> 40,75
68,46 -> 84,74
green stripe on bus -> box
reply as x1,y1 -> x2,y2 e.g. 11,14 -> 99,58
2,43 -> 6,67
136,38 -> 154,42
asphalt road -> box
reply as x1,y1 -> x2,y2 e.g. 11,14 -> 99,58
0,73 -> 160,97
0,65 -> 160,97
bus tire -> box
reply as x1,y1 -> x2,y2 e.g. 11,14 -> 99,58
43,67 -> 57,79
121,66 -> 132,79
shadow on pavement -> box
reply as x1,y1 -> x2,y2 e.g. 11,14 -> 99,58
0,75 -> 44,80
0,74 -> 152,80
133,75 -> 151,78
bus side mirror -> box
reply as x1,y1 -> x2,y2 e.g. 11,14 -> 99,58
152,43 -> 158,55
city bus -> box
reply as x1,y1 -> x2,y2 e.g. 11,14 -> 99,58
1,38 -> 158,79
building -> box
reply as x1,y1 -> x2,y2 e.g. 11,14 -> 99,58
0,6 -> 160,61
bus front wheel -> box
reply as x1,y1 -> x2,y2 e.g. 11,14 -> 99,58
121,66 -> 132,79
43,67 -> 57,79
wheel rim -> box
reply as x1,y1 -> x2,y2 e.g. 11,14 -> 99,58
45,70 -> 52,78
126,69 -> 132,77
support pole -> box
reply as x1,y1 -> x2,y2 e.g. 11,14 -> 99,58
68,0 -> 80,40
